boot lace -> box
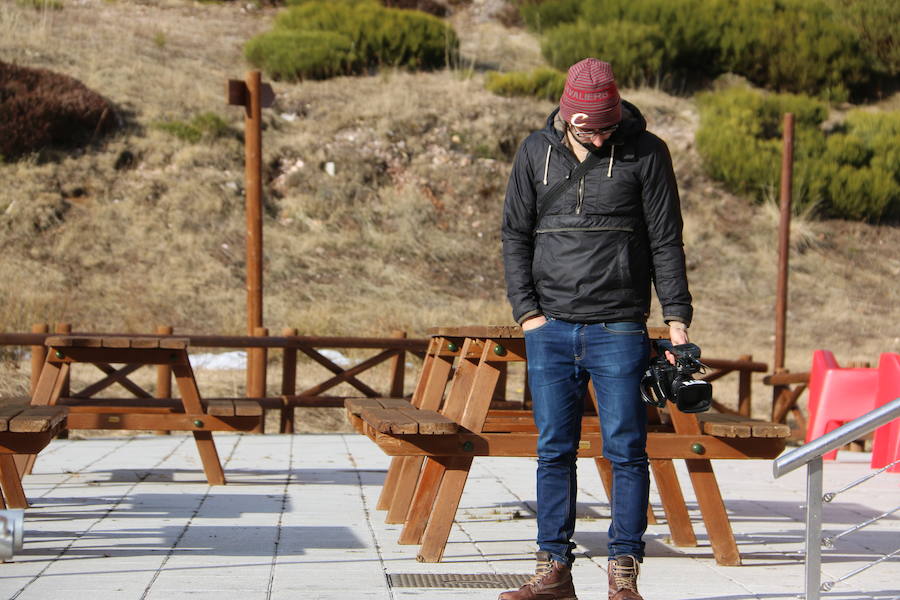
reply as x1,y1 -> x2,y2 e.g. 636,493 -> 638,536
611,559 -> 639,591
524,557 -> 553,588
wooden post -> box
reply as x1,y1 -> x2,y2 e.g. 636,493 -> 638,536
388,330 -> 406,397
227,71 -> 274,335
772,113 -> 794,421
738,354 -> 752,418
244,70 -> 264,336
281,327 -> 298,434
30,323 -> 49,395
154,325 -> 173,435
248,326 -> 268,398
774,113 -> 794,373
54,323 -> 71,398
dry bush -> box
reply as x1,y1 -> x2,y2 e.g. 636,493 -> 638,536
0,61 -> 116,160
0,0 -> 898,416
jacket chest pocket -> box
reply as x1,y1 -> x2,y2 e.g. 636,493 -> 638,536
581,167 -> 641,215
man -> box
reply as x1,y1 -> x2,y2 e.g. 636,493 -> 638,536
499,58 -> 693,600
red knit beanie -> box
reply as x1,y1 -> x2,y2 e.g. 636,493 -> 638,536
558,58 -> 622,129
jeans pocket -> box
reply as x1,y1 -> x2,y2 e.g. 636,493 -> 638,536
601,321 -> 645,335
523,316 -> 552,334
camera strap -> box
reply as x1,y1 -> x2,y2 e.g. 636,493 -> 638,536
536,149 -> 603,224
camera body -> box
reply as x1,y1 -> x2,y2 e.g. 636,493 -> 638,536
640,340 -> 712,413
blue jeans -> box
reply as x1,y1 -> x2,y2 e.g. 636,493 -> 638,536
525,318 -> 650,566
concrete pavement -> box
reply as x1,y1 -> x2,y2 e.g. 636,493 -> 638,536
0,433 -> 897,600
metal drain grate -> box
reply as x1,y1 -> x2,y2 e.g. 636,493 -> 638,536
388,573 -> 532,589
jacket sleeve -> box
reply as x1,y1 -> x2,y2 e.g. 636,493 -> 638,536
640,138 -> 694,326
502,140 -> 542,324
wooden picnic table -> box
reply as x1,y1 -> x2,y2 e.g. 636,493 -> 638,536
25,334 -> 264,485
347,325 -> 790,565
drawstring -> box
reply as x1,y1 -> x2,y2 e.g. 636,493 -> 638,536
607,144 -> 615,177
543,145 -> 552,185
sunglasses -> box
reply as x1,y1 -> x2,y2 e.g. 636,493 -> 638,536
569,123 -> 619,138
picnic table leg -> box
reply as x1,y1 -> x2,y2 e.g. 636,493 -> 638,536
398,457 -> 445,541
376,457 -> 405,511
172,361 -> 226,486
19,358 -> 70,477
595,453 -> 658,525
386,456 -> 426,523
0,455 -> 29,509
650,459 -> 696,547
384,348 -> 455,518
377,339 -> 447,512
685,459 -> 741,565
416,456 -> 473,563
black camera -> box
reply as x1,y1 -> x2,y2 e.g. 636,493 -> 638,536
640,340 -> 712,413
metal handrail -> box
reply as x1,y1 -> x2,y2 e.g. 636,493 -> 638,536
773,397 -> 900,477
772,397 -> 900,600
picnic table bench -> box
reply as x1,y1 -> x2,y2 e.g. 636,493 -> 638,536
346,326 -> 790,566
26,335 -> 265,485
0,401 -> 67,508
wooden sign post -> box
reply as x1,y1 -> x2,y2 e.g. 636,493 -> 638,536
227,71 -> 275,335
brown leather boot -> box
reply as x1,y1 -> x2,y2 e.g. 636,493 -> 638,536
608,555 -> 643,600
498,551 -> 577,600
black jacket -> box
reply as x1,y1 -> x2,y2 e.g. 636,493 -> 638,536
501,101 -> 693,326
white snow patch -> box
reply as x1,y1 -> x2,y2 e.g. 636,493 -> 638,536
191,351 -> 247,370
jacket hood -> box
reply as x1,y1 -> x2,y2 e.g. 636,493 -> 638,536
543,99 -> 647,145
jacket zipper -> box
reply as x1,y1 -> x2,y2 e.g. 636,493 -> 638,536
576,177 -> 584,214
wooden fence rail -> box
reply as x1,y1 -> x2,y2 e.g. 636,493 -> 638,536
0,325 -> 769,430
0,325 -> 430,434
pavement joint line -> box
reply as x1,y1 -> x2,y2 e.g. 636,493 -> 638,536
342,434 -> 395,600
265,432 -> 294,600
34,435 -> 139,500
11,435 -> 191,600
139,434 -> 243,600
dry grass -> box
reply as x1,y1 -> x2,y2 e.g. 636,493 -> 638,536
1,0 -> 898,429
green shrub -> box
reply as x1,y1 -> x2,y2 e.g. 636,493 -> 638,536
524,0 -> 881,98
541,21 -> 665,86
829,0 -> 899,79
247,0 -> 458,80
244,30 -> 353,81
696,86 -> 900,221
154,112 -> 234,143
484,68 -> 565,101
519,0 -> 580,32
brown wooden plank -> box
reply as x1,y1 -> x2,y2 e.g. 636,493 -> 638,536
700,415 -> 752,438
398,408 -> 457,435
160,337 -> 189,350
386,455 -> 426,524
369,431 -> 786,459
101,337 -> 131,348
0,455 -> 28,509
0,404 -> 27,432
378,398 -> 415,410
234,399 -> 263,417
650,459 -> 697,547
192,430 -> 225,485
360,408 -> 418,435
45,336 -> 102,348
685,459 -> 741,565
376,456 -> 405,511
750,421 -> 791,438
63,412 -> 262,432
129,337 -> 161,349
345,398 -> 385,416
398,456 -> 446,542
206,399 -> 236,417
417,456 -> 473,562
9,406 -> 67,433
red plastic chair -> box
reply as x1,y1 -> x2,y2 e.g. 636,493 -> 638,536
805,350 -> 878,461
870,353 -> 900,473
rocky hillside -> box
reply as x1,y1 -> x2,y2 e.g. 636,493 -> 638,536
0,0 -> 898,387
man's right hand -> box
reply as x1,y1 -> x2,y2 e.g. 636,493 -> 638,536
521,315 -> 547,331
